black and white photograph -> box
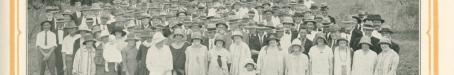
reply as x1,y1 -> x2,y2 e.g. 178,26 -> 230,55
26,0 -> 420,75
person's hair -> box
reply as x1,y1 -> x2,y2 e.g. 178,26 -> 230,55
40,21 -> 54,31
244,63 -> 256,70
314,37 -> 327,45
303,21 -> 317,30
215,23 -> 228,28
262,3 -> 271,7
173,34 -> 184,38
191,38 -> 203,43
214,40 -> 226,48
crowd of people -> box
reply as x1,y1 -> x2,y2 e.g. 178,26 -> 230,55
33,0 -> 401,75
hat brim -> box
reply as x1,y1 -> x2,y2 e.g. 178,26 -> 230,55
363,19 -> 385,23
379,30 -> 394,34
111,30 -> 127,36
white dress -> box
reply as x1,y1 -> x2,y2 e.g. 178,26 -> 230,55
207,47 -> 231,75
374,49 -> 399,75
185,45 -> 209,75
257,46 -> 285,75
229,42 -> 252,75
146,45 -> 173,75
334,46 -> 352,75
284,53 -> 310,75
102,42 -> 123,63
308,45 -> 333,75
72,47 -> 96,75
351,49 -> 378,75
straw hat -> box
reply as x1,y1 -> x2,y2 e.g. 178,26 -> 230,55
359,36 -> 372,46
64,22 -> 78,29
290,39 -> 302,47
363,14 -> 385,23
231,30 -> 244,39
77,23 -> 92,33
125,34 -> 141,42
378,38 -> 392,45
97,30 -> 110,39
314,33 -> 327,44
191,31 -> 203,41
110,29 -> 127,37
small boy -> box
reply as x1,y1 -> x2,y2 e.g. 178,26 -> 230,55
240,62 -> 258,75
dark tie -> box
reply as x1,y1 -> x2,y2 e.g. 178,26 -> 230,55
217,55 -> 222,68
45,31 -> 48,46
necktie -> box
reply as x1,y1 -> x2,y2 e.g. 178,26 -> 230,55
217,55 -> 222,68
45,31 -> 48,46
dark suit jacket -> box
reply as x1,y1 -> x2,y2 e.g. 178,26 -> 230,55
70,12 -> 84,26
248,34 -> 268,51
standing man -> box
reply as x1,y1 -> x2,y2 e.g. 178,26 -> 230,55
61,22 -> 81,75
36,21 -> 58,75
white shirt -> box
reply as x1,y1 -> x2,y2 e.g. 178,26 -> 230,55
61,34 -> 81,55
36,30 -> 58,49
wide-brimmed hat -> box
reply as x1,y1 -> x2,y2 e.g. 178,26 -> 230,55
378,38 -> 392,45
379,28 -> 394,34
125,34 -> 141,42
336,36 -> 349,44
363,14 -> 385,23
64,22 -> 78,29
290,39 -> 302,47
314,33 -> 328,44
231,30 -> 244,39
97,30 -> 110,39
359,36 -> 372,46
191,31 -> 203,41
77,23 -> 92,33
110,29 -> 127,37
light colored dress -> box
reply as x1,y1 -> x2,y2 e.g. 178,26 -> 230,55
72,47 -> 97,75
207,47 -> 231,75
308,45 -> 333,75
185,45 -> 209,75
334,46 -> 353,75
229,42 -> 252,75
146,45 -> 173,75
351,49 -> 378,75
284,53 -> 310,75
257,46 -> 285,75
374,49 -> 399,75
102,41 -> 123,63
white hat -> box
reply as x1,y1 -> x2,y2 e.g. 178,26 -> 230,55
151,32 -> 167,44
291,39 -> 302,46
97,30 -> 110,39
77,22 -> 92,32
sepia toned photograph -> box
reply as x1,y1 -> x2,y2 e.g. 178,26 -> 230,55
26,0 -> 420,75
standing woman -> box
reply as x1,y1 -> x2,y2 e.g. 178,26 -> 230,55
207,39 -> 231,75
185,32 -> 209,75
333,37 -> 352,75
146,32 -> 173,75
285,39 -> 310,75
170,30 -> 190,75
229,31 -> 252,75
72,38 -> 97,75
308,34 -> 334,75
374,39 -> 399,75
351,36 -> 378,75
257,37 -> 286,75
121,34 -> 141,75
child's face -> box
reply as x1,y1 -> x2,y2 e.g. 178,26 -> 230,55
291,46 -> 302,53
246,65 -> 254,71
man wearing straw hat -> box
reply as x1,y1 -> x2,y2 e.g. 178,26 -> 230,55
36,21 -> 58,75
61,22 -> 81,75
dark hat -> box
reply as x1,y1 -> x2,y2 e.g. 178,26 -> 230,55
363,14 -> 385,23
111,29 -> 127,37
125,34 -> 141,42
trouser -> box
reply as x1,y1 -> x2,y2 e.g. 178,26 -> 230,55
64,54 -> 74,75
39,51 -> 56,75
55,45 -> 64,75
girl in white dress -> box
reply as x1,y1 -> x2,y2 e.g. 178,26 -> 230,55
257,37 -> 285,75
308,34 -> 333,75
208,39 -> 231,75
146,32 -> 173,75
229,31 -> 252,75
374,39 -> 399,75
351,36 -> 378,75
185,33 -> 209,75
333,38 -> 353,75
285,39 -> 310,75
72,39 -> 97,75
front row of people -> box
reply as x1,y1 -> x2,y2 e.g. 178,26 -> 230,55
39,21 -> 399,75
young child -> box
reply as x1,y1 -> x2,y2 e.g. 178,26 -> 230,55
240,60 -> 258,75
72,37 -> 97,75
